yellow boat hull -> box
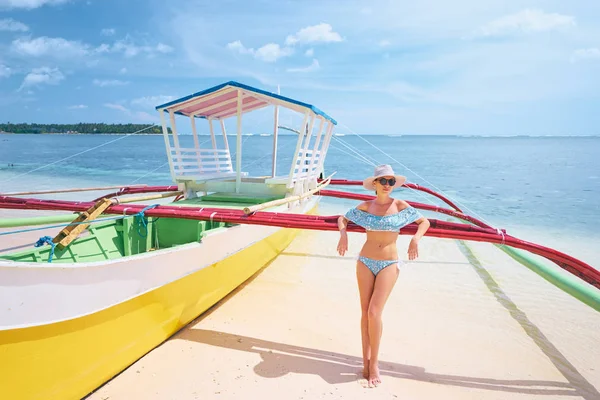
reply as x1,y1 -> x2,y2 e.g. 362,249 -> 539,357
0,223 -> 301,400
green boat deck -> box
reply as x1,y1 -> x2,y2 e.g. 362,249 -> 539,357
0,192 -> 285,264
175,192 -> 282,209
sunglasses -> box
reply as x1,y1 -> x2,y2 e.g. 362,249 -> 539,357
377,177 -> 396,186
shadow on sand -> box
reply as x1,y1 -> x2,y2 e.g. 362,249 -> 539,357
179,328 -> 579,396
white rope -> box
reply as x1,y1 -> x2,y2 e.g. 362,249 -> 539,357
330,142 -> 376,167
337,122 -> 498,228
333,133 -> 437,206
332,135 -> 380,166
0,125 -> 157,185
496,228 -> 506,246
229,133 -> 254,160
129,162 -> 169,184
332,136 -> 437,207
330,136 -> 377,166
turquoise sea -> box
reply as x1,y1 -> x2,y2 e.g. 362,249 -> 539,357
0,133 -> 598,267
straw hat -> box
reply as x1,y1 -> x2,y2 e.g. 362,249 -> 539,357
362,164 -> 407,190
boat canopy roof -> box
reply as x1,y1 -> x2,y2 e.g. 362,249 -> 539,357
155,81 -> 337,125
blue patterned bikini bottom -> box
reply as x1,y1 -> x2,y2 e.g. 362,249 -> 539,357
358,256 -> 402,276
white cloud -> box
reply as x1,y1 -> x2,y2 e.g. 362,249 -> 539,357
254,43 -> 293,62
95,43 -> 110,53
0,18 -> 28,31
227,40 -> 293,62
360,7 -> 372,15
155,43 -> 172,53
227,40 -> 254,55
476,9 -> 575,37
104,103 -> 128,112
571,48 -> 600,63
12,35 -> 173,61
287,59 -> 320,73
379,39 -> 391,47
119,67 -> 127,74
285,23 -> 343,46
0,64 -> 10,77
19,66 -> 64,90
225,23 -> 340,64
0,0 -> 70,9
101,28 -> 115,36
93,79 -> 129,87
11,36 -> 89,57
104,103 -> 130,113
68,104 -> 87,109
131,95 -> 174,109
104,102 -> 157,122
109,38 -> 173,57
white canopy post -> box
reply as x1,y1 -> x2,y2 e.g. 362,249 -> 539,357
271,86 -> 280,178
317,122 -> 335,175
189,115 -> 200,148
208,118 -> 219,172
235,90 -> 243,193
220,120 -> 229,150
189,115 -> 202,173
168,110 -> 181,149
168,110 -> 182,169
297,114 -> 316,192
158,110 -> 176,178
307,117 -> 325,183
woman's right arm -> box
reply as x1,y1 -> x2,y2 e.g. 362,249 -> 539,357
337,202 -> 368,256
337,215 -> 349,256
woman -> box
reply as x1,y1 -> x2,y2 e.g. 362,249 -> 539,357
337,164 -> 430,387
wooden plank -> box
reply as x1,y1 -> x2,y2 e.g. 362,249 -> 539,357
52,198 -> 113,250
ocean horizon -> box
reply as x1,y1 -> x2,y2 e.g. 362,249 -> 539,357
2,132 -> 599,137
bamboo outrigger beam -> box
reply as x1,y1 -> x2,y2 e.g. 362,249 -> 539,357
2,184 -> 148,197
111,191 -> 183,205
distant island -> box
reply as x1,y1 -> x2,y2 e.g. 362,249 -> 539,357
0,123 -> 171,134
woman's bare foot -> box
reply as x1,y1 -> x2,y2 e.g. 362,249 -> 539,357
362,363 -> 369,379
368,364 -> 381,387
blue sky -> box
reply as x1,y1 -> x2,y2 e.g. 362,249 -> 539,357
0,0 -> 599,135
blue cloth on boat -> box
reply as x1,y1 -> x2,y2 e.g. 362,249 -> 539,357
344,206 -> 422,232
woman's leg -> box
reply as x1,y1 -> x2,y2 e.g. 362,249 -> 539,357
356,260 -> 375,378
367,263 -> 399,387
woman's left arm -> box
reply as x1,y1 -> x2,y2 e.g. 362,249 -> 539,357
412,216 -> 430,241
397,200 -> 430,260
408,217 -> 430,260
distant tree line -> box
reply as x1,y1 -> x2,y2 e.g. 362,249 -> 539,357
0,123 -> 172,134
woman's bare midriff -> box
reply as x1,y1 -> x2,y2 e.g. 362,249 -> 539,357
359,231 -> 400,260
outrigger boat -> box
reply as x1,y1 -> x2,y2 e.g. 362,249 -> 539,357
1,81 -> 599,400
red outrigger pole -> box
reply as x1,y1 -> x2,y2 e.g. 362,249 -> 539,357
1,182 -> 599,290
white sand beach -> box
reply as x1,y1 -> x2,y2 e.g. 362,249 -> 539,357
78,228 -> 600,400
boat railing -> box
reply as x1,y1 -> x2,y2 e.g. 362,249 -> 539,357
170,147 -> 233,176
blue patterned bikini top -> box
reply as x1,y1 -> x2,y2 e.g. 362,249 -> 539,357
344,206 -> 423,232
